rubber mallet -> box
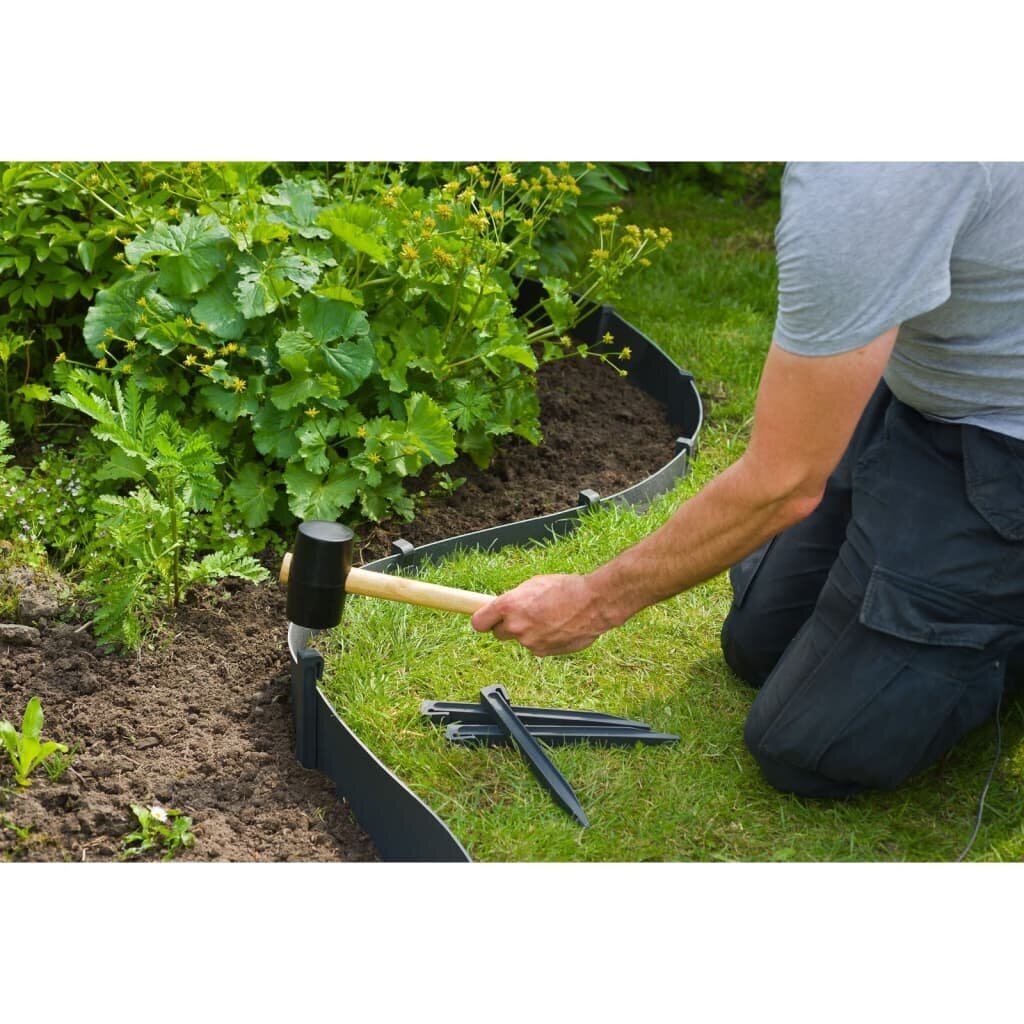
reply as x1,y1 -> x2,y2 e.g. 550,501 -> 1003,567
280,520 -> 490,630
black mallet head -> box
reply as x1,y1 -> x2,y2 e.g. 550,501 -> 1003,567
284,521 -> 354,631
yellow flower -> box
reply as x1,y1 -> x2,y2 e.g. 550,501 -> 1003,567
136,296 -> 147,307
304,407 -> 320,418
125,340 -> 137,352
120,361 -> 132,374
55,352 -> 67,363
185,354 -> 198,366
465,165 -> 481,177
591,248 -> 610,262
231,377 -> 247,393
357,426 -> 367,438
602,332 -> 615,345
368,452 -> 381,464
95,358 -> 108,369
619,346 -> 632,360
400,242 -> 419,261
458,188 -> 476,204
436,202 -> 453,220
432,247 -> 455,267
501,172 -> 517,187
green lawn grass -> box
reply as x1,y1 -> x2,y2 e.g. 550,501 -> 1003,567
318,171 -> 1024,862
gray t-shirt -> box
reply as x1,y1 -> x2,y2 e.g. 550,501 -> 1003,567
773,162 -> 1024,440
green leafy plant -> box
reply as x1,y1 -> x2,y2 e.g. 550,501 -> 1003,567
0,697 -> 69,787
121,803 -> 196,861
0,162 -> 293,444
51,369 -> 269,648
72,162 -> 670,528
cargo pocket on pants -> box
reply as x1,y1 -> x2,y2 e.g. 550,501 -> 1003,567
755,566 -> 1012,791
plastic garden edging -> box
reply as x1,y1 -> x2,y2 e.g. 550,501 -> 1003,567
289,288 -> 704,862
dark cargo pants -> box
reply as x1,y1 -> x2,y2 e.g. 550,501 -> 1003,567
720,382 -> 1024,797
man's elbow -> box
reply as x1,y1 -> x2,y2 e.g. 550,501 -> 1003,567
734,452 -> 828,531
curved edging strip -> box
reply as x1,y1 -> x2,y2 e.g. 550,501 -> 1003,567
365,301 -> 703,574
293,291 -> 703,862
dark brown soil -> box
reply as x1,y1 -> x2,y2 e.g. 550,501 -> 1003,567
0,354 -> 679,862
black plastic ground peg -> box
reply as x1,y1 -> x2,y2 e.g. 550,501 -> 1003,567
446,723 -> 680,748
421,699 -> 652,731
479,684 -> 590,828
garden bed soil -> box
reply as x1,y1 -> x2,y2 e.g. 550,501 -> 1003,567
0,353 -> 680,862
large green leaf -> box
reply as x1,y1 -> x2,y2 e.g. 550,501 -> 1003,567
276,329 -> 317,374
323,335 -> 377,396
191,274 -> 245,340
404,393 -> 456,465
297,420 -> 333,475
264,180 -> 331,239
235,269 -> 280,319
284,462 -> 361,521
269,373 -> 329,411
228,462 -> 281,528
494,344 -> 538,370
126,215 -> 231,296
196,382 -> 260,422
82,273 -> 156,356
318,206 -> 391,265
298,294 -> 369,344
253,403 -> 300,459
234,253 -> 321,319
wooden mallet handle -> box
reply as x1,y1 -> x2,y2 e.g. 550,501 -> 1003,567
280,552 -> 490,616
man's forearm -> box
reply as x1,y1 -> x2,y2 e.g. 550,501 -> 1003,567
585,452 -> 822,628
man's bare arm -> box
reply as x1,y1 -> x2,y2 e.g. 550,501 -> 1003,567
470,328 -> 898,655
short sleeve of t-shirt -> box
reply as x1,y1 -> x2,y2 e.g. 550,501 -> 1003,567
772,162 -> 989,355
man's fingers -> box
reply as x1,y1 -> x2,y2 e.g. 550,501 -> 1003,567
470,597 -> 505,634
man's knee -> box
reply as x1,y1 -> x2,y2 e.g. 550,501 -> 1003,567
742,712 -> 865,798
720,606 -> 780,689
